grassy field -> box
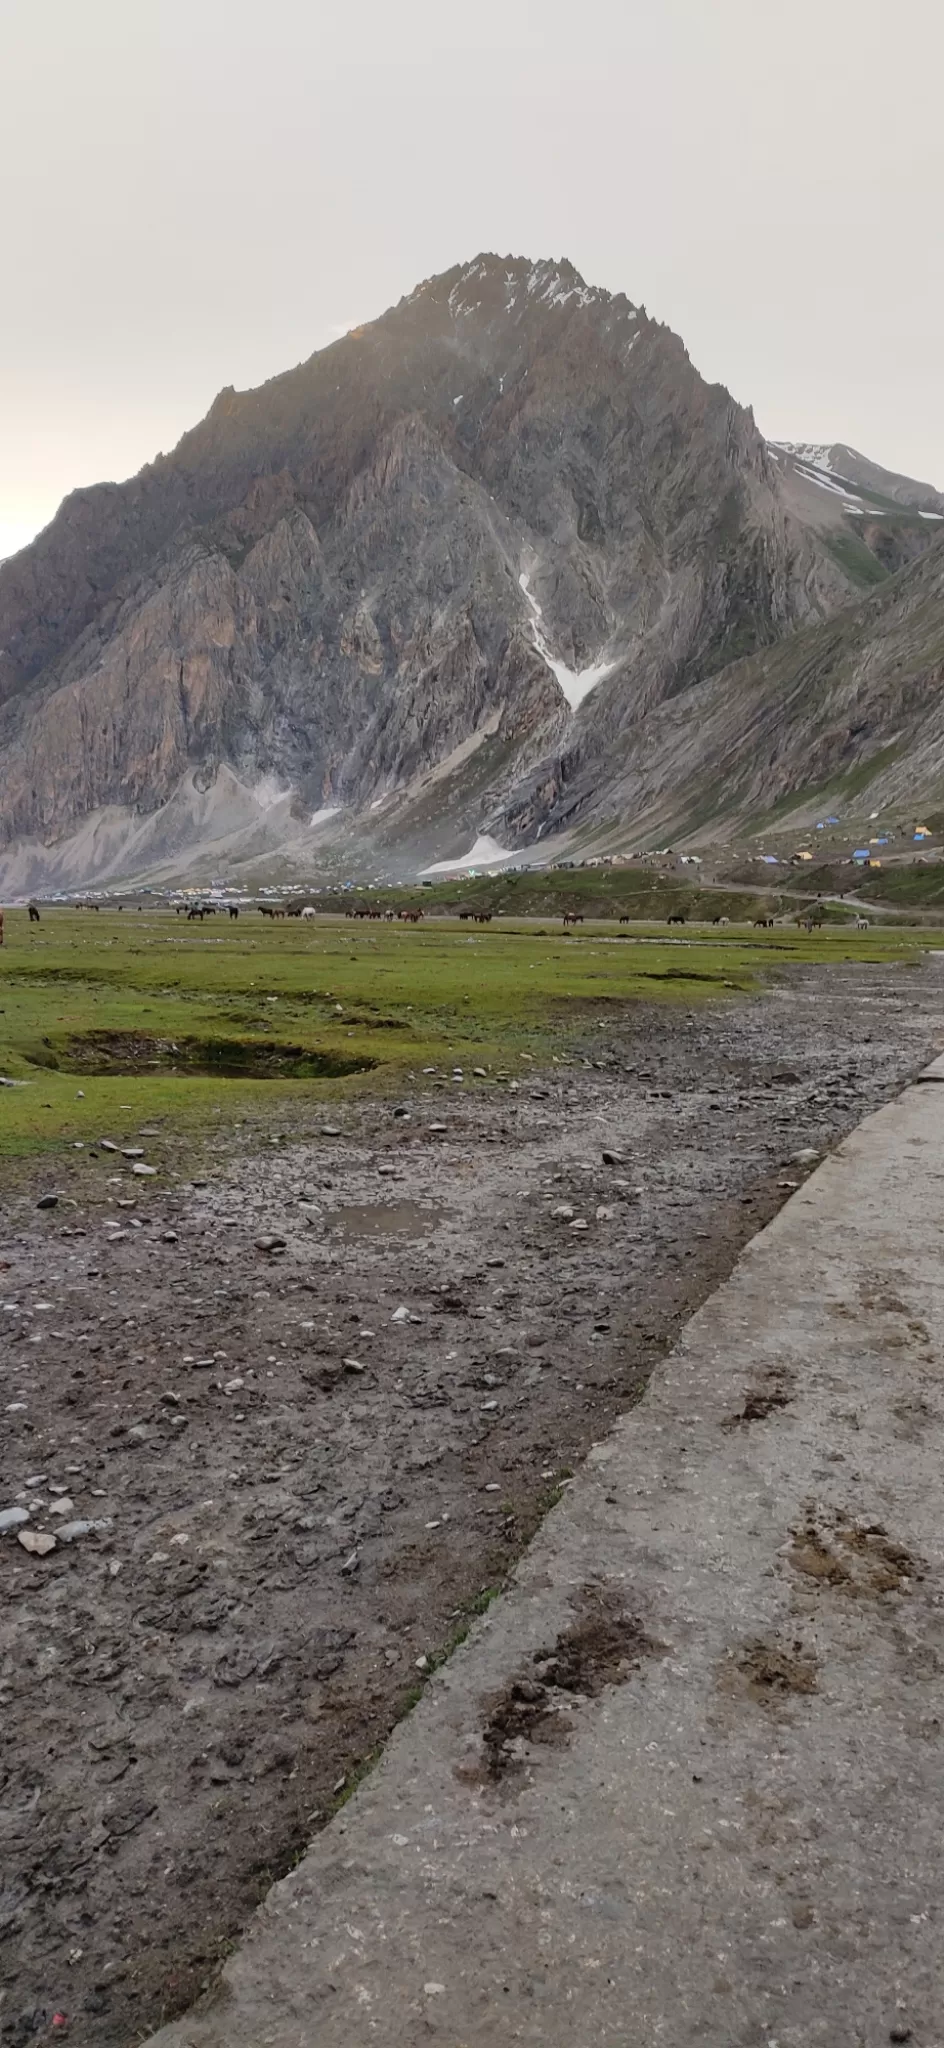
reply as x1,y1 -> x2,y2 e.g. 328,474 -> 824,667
299,869 -> 789,921
0,905 -> 937,1158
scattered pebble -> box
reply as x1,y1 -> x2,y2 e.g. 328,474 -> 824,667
0,1506 -> 30,1533
18,1529 -> 57,1556
36,1193 -> 59,1210
131,1163 -> 158,1177
58,1519 -> 112,1544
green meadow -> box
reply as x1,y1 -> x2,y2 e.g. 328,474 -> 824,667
0,905 -> 936,1158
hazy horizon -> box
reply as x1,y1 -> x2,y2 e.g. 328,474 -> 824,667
3,0 -> 942,563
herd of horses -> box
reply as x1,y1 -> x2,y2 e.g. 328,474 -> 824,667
5,901 -> 869,938
343,905 -> 425,923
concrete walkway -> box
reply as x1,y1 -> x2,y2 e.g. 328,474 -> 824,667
148,1068 -> 944,2048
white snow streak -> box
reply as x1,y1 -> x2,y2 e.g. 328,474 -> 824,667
420,833 -> 515,876
519,572 -> 616,713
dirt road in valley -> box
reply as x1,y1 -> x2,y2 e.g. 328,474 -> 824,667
2,960 -> 943,2047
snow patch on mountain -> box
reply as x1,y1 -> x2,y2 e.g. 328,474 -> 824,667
420,833 -> 515,875
771,441 -> 836,473
519,571 -> 616,712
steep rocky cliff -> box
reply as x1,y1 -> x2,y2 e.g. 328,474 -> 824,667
1,253 -> 940,885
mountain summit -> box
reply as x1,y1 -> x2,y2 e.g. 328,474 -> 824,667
1,254 -> 942,887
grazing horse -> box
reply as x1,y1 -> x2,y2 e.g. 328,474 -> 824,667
187,906 -> 205,921
28,905 -> 40,923
301,905 -> 317,920
854,915 -> 869,929
474,912 -> 493,924
619,913 -> 632,924
667,912 -> 686,927
753,916 -> 775,928
399,908 -> 423,923
562,911 -> 584,926
228,906 -> 239,920
712,915 -> 730,927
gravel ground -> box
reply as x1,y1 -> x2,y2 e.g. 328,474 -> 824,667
2,960 -> 943,2047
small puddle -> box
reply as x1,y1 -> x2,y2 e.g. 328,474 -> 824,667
50,1032 -> 375,1081
329,1202 -> 442,1240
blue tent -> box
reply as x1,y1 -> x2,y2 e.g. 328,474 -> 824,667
853,849 -> 870,861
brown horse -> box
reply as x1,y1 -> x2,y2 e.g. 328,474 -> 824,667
562,912 -> 584,926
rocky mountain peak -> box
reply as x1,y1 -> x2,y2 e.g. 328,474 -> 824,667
389,251 -> 643,365
2,253 -> 942,892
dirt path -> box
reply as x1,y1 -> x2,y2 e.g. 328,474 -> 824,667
2,962 -> 942,2046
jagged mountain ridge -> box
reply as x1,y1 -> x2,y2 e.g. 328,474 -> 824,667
770,442 -> 944,516
0,252 -> 940,886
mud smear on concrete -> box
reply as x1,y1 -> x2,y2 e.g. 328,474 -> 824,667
789,1510 -> 923,1597
481,1585 -> 663,1781
733,1638 -> 819,1704
723,1374 -> 794,1428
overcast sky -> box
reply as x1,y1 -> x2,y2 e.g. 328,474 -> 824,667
2,0 -> 942,560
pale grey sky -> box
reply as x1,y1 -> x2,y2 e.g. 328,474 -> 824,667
2,0 -> 942,560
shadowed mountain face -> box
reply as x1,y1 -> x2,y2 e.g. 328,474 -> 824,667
1,253 -> 941,886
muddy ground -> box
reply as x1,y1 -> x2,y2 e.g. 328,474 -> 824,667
2,960 -> 943,2047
